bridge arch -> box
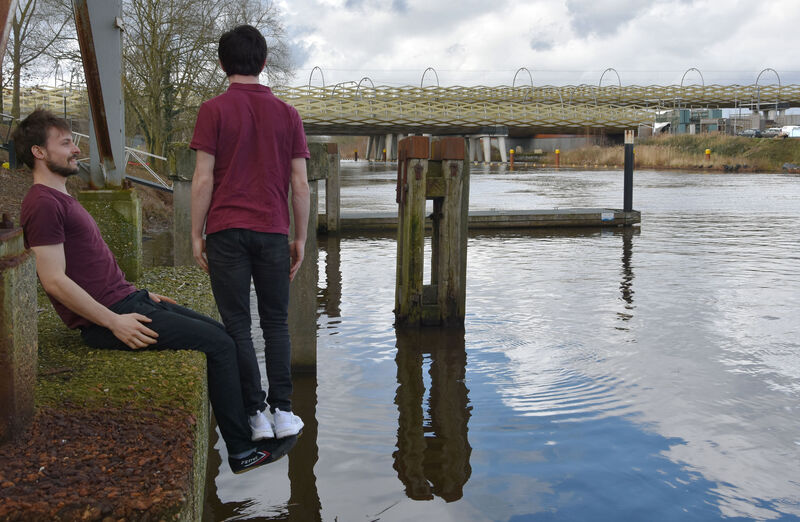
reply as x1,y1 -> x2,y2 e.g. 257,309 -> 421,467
597,68 -> 622,105
308,66 -> 326,88
755,68 -> 781,112
420,67 -> 440,88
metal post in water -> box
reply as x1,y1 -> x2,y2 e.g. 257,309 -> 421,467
624,130 -> 634,212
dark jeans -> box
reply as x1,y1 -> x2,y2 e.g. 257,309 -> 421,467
80,289 -> 253,455
206,229 -> 293,415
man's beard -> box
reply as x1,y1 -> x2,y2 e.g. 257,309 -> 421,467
46,158 -> 79,178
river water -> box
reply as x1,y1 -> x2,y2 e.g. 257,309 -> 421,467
148,162 -> 800,521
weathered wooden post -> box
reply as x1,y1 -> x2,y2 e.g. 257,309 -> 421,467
624,130 -> 634,213
395,136 -> 469,327
288,143 -> 325,372
171,148 -> 195,266
324,143 -> 340,234
0,216 -> 37,442
395,136 -> 429,326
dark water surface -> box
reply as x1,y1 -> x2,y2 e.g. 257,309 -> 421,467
152,163 -> 800,521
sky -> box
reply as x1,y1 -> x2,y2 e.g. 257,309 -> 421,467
275,0 -> 800,88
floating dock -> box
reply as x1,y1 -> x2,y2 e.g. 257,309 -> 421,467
319,208 -> 640,232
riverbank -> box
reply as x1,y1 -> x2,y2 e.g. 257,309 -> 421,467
515,134 -> 800,172
0,267 -> 214,521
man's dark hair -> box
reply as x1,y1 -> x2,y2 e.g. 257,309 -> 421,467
10,108 -> 71,169
218,25 -> 267,77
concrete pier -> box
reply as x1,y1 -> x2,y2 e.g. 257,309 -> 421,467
321,208 -> 641,232
77,189 -> 143,281
0,222 -> 37,442
171,148 -> 195,266
289,142 -> 327,372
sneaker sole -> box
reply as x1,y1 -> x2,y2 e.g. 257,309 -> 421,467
251,430 -> 275,441
231,452 -> 279,475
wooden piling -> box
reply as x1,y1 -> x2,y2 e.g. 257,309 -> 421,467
395,136 -> 469,327
624,130 -> 634,212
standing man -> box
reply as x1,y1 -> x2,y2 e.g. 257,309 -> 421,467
14,109 -> 293,474
190,25 -> 310,441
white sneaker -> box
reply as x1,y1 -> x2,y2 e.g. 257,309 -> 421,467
249,410 -> 275,441
273,409 -> 304,438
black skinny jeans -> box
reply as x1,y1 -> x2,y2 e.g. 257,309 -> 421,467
205,229 -> 293,416
80,289 -> 253,455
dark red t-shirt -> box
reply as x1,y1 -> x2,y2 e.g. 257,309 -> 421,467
21,184 -> 136,329
190,83 -> 310,236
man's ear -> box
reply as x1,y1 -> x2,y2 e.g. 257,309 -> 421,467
31,144 -> 45,160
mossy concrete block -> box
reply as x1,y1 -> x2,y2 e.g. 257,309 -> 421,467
0,228 -> 37,442
77,189 -> 143,282
35,266 -> 213,521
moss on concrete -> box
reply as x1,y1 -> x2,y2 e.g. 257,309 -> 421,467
35,266 -> 216,521
78,189 -> 143,282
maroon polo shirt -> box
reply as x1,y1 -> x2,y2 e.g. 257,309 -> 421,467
21,184 -> 136,329
190,82 -> 310,236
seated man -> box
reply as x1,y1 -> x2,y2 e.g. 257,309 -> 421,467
12,109 -> 294,474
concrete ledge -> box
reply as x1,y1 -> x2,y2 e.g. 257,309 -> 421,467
0,266 -> 214,521
319,208 -> 641,232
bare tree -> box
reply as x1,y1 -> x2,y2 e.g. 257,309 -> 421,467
1,0 -> 72,117
122,0 -> 294,157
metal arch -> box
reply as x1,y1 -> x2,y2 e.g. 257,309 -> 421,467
513,67 -> 534,89
597,68 -> 622,105
420,67 -> 440,88
755,67 -> 781,112
356,76 -> 375,98
680,67 -> 704,87
308,66 -> 325,88
330,81 -> 357,98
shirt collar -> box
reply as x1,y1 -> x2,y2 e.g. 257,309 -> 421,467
227,82 -> 271,94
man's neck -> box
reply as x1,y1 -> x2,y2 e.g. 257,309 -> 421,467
227,74 -> 261,85
32,166 -> 69,194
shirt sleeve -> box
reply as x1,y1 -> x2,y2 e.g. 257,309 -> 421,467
22,194 -> 66,248
190,102 -> 218,156
290,107 -> 311,159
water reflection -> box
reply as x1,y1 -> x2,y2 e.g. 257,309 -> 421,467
618,226 -> 635,324
393,327 -> 472,502
286,374 -> 321,521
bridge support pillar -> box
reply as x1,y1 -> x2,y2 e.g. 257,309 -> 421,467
386,133 -> 394,162
171,148 -> 195,266
468,138 -> 479,162
78,189 -> 142,281
395,136 -> 469,327
0,222 -> 37,443
498,137 -> 508,163
482,138 -> 491,164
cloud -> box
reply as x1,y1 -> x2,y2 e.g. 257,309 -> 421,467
529,37 -> 553,52
565,0 -> 650,37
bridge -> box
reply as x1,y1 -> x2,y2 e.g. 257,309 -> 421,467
8,80 -> 799,137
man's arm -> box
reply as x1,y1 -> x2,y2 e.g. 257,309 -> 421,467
191,150 -> 216,273
289,157 -> 310,282
31,243 -> 158,349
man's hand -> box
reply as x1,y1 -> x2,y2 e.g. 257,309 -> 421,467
109,313 -> 159,349
192,236 -> 208,273
148,292 -> 177,304
289,239 -> 304,281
